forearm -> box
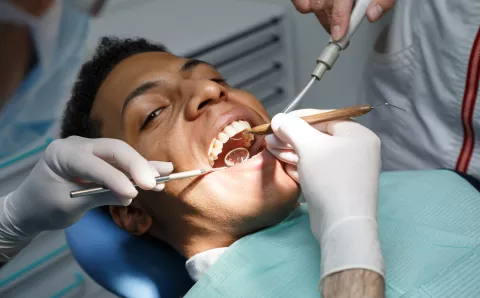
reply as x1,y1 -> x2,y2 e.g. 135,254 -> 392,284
322,269 -> 385,298
319,219 -> 385,297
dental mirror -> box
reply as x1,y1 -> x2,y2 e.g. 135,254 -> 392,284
224,148 -> 250,167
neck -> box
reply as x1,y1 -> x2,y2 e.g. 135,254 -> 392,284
151,202 -> 302,259
150,223 -> 239,259
181,232 -> 236,259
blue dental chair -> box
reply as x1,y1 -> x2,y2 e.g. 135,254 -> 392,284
65,208 -> 194,298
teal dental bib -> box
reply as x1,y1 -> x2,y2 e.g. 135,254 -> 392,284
185,170 -> 480,297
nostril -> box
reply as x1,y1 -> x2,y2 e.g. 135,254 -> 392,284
198,99 -> 213,110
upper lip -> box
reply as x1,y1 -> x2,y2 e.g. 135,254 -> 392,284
207,107 -> 264,148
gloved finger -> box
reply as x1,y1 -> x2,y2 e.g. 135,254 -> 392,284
366,0 -> 395,22
285,163 -> 299,183
265,133 -> 298,164
266,147 -> 299,165
153,183 -> 166,192
59,152 -> 138,204
94,193 -> 133,208
331,0 -> 354,41
265,134 -> 293,150
148,161 -> 174,175
270,113 -> 330,155
287,109 -> 342,134
88,139 -> 158,190
148,161 -> 173,192
317,119 -> 377,141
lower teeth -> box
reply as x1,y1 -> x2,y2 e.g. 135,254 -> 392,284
224,148 -> 250,167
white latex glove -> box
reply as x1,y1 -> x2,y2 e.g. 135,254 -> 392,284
265,110 -> 384,279
0,136 -> 173,261
291,0 -> 395,40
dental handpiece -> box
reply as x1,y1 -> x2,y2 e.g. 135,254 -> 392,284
246,103 -> 405,135
282,0 -> 372,114
70,167 -> 226,198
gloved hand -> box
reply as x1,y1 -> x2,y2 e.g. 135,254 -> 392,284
265,110 -> 384,279
291,0 -> 395,40
0,136 -> 173,261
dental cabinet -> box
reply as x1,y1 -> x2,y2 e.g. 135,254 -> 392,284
0,0 -> 296,297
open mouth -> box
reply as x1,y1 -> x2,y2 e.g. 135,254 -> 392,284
207,120 -> 265,168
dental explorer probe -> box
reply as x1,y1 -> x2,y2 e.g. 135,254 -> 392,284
70,167 -> 227,198
282,0 -> 372,113
246,103 -> 405,135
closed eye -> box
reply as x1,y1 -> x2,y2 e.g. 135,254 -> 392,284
141,108 -> 163,130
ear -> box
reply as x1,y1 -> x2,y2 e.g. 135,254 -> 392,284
109,202 -> 152,235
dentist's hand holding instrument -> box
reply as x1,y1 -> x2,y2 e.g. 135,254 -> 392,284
292,0 -> 395,41
0,136 -> 173,262
266,110 -> 384,296
283,0 -> 396,114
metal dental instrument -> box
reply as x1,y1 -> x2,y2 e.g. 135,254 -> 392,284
282,0 -> 372,113
70,167 -> 227,198
224,148 -> 250,167
246,103 -> 405,136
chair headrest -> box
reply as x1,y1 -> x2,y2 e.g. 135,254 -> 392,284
65,208 -> 194,298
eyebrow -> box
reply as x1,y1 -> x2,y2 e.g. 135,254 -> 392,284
122,81 -> 161,115
121,59 -> 212,115
180,58 -> 211,72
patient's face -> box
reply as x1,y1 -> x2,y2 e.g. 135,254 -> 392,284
91,51 -> 299,256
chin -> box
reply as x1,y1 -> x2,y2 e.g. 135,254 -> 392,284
203,149 -> 300,220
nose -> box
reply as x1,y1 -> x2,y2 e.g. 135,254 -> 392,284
185,80 -> 228,120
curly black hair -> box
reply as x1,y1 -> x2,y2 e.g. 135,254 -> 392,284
60,37 -> 168,139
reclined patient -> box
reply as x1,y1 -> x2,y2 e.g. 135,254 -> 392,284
61,37 -> 480,297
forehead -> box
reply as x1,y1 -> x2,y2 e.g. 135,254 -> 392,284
98,52 -> 183,97
94,52 -> 201,121
95,52 -> 218,103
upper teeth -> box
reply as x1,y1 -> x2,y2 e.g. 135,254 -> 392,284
207,120 -> 254,166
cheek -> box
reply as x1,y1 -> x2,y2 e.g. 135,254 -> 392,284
144,126 -> 199,170
136,191 -> 187,227
164,179 -> 190,199
261,163 -> 299,203
233,91 -> 270,118
227,163 -> 298,215
163,176 -> 214,208
135,131 -> 178,162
